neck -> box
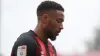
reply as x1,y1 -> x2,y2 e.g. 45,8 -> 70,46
34,24 -> 48,44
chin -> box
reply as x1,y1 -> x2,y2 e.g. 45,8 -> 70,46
50,37 -> 56,41
48,33 -> 57,41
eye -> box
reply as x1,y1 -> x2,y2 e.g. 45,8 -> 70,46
56,19 -> 63,23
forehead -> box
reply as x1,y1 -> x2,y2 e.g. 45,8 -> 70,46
48,10 -> 64,19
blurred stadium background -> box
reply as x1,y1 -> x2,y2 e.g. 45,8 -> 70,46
1,0 -> 100,56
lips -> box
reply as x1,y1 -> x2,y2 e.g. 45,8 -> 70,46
56,33 -> 59,36
57,30 -> 61,33
56,31 -> 61,36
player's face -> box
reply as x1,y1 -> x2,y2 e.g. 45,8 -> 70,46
45,10 -> 64,41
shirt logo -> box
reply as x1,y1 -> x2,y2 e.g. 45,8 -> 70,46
17,45 -> 27,56
41,51 -> 44,56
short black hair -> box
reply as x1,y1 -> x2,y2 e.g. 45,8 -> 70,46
37,1 -> 64,17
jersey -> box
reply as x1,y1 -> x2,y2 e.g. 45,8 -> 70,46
11,30 -> 57,56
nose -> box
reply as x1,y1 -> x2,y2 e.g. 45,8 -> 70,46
60,23 -> 63,29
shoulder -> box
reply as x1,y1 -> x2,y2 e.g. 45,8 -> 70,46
16,30 -> 37,45
13,30 -> 37,48
11,30 -> 37,56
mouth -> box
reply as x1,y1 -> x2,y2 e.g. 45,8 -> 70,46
56,33 -> 59,36
56,31 -> 61,36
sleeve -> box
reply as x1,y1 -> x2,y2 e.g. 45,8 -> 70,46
11,33 -> 37,56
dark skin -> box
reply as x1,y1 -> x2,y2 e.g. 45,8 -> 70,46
34,10 -> 64,44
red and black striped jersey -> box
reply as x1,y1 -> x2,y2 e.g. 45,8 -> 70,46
11,30 -> 57,56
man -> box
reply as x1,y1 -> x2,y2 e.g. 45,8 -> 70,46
11,1 -> 64,56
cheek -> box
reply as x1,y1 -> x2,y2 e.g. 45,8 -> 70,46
50,24 -> 58,33
50,23 -> 57,29
47,20 -> 58,31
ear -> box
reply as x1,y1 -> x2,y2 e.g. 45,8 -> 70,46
41,14 -> 48,24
